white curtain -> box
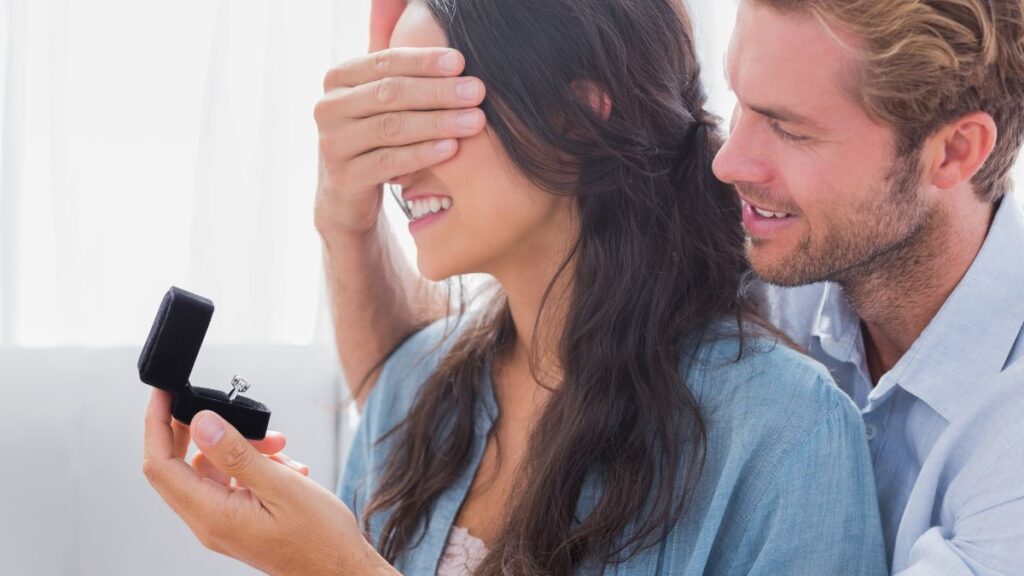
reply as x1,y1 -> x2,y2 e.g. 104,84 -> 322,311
0,0 -> 370,346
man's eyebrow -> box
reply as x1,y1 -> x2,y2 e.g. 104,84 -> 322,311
749,104 -> 824,130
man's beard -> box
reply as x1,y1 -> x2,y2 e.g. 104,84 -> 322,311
750,149 -> 936,288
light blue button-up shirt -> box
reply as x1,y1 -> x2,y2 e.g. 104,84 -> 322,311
757,193 -> 1024,574
339,318 -> 886,575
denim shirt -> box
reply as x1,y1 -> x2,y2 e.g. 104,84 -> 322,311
756,193 -> 1024,574
339,318 -> 886,575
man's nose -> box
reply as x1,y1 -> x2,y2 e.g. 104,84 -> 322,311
712,109 -> 771,186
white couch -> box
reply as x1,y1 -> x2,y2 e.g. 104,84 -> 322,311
0,344 -> 352,575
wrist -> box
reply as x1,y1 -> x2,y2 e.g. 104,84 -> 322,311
276,535 -> 397,576
336,538 -> 399,576
318,216 -> 386,260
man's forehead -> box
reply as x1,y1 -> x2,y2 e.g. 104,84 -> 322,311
727,1 -> 863,127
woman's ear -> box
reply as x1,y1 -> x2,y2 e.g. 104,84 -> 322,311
571,80 -> 613,120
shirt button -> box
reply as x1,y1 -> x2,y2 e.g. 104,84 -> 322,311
865,424 -> 877,440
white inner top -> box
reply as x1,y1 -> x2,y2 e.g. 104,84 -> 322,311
436,525 -> 490,576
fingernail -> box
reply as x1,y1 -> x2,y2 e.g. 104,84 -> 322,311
196,413 -> 225,446
439,52 -> 460,72
456,79 -> 480,101
456,110 -> 480,129
434,139 -> 454,154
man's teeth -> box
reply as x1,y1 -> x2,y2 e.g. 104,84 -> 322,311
752,206 -> 791,219
406,197 -> 453,220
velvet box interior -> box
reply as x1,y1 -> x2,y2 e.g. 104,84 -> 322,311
138,286 -> 271,439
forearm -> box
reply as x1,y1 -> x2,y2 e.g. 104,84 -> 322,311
321,209 -> 444,411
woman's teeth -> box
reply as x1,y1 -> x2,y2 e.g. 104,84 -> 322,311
406,196 -> 453,221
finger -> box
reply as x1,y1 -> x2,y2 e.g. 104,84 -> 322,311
250,431 -> 287,455
192,450 -> 307,488
144,389 -> 179,462
143,391 -> 234,520
171,418 -> 192,460
344,138 -> 461,190
268,453 -> 311,477
324,48 -> 465,91
192,452 -> 233,486
329,109 -> 485,159
369,0 -> 407,53
190,411 -> 291,497
317,76 -> 485,128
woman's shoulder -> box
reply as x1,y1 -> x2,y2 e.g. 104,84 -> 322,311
360,315 -> 469,434
683,315 -> 863,446
653,318 -> 883,575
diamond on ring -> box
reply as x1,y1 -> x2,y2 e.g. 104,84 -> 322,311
228,375 -> 250,401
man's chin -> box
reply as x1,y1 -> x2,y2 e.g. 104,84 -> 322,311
746,245 -> 823,288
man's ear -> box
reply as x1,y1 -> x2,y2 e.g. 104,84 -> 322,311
570,80 -> 613,120
926,111 -> 998,191
369,0 -> 408,52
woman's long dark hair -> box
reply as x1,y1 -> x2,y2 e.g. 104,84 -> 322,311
361,0 -> 750,573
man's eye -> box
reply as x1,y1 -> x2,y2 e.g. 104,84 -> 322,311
770,121 -> 809,143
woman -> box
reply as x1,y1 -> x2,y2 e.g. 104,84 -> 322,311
143,0 -> 884,574
337,0 -> 885,574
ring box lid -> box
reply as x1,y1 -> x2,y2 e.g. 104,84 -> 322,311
138,287 -> 213,393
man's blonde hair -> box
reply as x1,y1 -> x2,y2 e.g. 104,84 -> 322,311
761,0 -> 1024,201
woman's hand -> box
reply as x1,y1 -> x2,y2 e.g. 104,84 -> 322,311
142,389 -> 399,576
313,0 -> 487,237
166,416 -> 309,485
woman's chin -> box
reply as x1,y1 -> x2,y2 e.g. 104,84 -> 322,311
416,257 -> 462,283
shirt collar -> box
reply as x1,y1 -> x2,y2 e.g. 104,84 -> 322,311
810,194 -> 1024,421
883,195 -> 1024,421
810,282 -> 862,359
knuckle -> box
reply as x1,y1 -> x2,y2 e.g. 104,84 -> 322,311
378,112 -> 403,141
376,148 -> 397,175
141,458 -> 161,484
373,51 -> 391,77
222,441 -> 256,473
436,79 -> 450,104
434,112 -> 448,133
312,97 -> 330,125
374,77 -> 400,105
322,67 -> 338,92
417,50 -> 432,74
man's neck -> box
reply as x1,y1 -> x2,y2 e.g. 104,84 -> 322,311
843,201 -> 995,385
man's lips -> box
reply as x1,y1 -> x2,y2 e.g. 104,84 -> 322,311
737,193 -> 796,218
739,198 -> 798,237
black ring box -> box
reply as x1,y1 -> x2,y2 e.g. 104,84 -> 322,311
138,287 -> 271,439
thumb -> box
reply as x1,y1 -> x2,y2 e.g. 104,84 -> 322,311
369,0 -> 406,53
191,410 -> 288,494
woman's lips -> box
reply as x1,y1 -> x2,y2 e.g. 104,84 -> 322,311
401,192 -> 453,233
407,206 -> 449,233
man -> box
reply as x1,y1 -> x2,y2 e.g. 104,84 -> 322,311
713,2 -> 1024,572
314,0 -> 1024,572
